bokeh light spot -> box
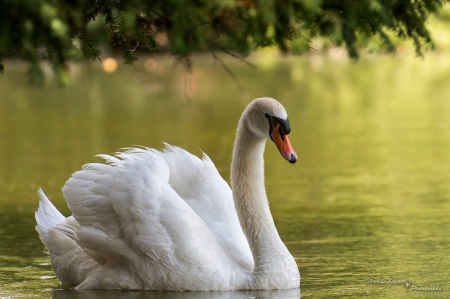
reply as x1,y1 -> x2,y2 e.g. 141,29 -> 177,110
102,58 -> 118,73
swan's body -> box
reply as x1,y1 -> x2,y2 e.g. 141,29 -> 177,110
36,97 -> 300,290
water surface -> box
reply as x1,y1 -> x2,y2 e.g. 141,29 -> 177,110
0,53 -> 449,298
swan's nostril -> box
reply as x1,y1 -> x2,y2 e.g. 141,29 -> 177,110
289,153 -> 297,164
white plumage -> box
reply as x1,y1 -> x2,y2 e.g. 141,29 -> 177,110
36,97 -> 300,290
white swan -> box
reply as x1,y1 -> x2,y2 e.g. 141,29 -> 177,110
35,97 -> 300,291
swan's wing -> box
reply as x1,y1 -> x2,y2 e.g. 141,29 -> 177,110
158,144 -> 253,271
62,149 -> 240,289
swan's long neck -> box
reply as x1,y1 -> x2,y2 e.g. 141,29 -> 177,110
231,118 -> 299,288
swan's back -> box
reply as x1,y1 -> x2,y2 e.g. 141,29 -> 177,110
38,146 -> 252,290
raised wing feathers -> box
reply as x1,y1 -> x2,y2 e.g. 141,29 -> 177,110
61,147 -> 250,289
159,145 -> 253,271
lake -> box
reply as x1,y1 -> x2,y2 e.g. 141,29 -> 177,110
0,52 -> 449,298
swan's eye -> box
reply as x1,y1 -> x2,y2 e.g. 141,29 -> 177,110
278,126 -> 285,141
266,114 -> 290,141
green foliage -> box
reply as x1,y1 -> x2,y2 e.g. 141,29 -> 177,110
0,0 -> 447,84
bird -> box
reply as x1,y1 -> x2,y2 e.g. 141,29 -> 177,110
35,97 -> 300,291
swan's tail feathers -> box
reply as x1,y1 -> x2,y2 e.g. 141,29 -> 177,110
35,188 -> 66,241
35,189 -> 98,285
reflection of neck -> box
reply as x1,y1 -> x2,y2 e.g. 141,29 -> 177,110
231,119 -> 299,288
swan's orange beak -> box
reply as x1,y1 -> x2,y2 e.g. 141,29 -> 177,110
271,124 -> 297,164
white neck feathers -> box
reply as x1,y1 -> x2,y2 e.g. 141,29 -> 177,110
230,111 -> 300,289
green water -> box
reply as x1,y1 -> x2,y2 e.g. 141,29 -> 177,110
1,53 -> 450,298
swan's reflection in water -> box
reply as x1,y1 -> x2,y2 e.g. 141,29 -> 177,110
52,288 -> 301,299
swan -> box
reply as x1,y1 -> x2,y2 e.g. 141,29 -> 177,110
35,97 -> 300,291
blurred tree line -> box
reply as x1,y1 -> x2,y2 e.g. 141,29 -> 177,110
0,0 -> 447,84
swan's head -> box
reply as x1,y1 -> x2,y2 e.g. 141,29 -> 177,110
243,97 -> 298,164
